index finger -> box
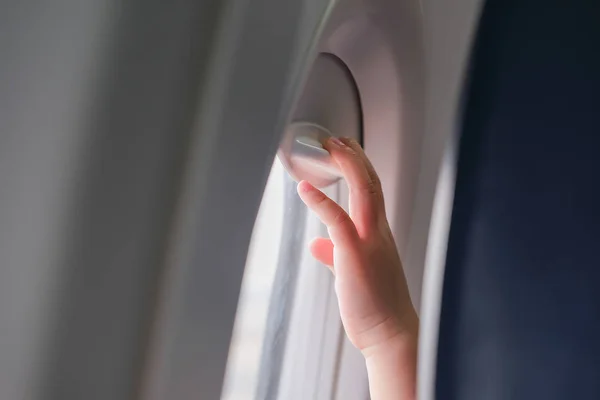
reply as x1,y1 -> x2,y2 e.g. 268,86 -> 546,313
297,180 -> 360,248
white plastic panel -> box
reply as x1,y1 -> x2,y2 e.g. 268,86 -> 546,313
413,1 -> 485,399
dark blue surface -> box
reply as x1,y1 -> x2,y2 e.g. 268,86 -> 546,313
436,1 -> 600,399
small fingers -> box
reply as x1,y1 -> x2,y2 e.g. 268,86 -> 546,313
297,180 -> 359,247
323,137 -> 385,234
341,138 -> 383,201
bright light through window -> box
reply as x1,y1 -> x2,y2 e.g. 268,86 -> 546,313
221,159 -> 286,400
221,156 -> 363,400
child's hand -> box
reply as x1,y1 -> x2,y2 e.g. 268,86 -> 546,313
297,137 -> 418,399
296,137 -> 418,356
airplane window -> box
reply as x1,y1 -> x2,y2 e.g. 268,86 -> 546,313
221,156 -> 347,399
220,158 -> 288,400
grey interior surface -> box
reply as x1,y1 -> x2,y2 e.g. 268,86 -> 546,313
290,54 -> 362,140
0,0 -> 328,399
1,1 -> 225,398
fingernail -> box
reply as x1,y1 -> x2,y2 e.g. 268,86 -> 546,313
328,137 -> 345,147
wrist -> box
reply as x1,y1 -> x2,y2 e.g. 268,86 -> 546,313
362,313 -> 419,400
361,309 -> 419,360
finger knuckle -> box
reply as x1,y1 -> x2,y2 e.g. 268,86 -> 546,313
346,138 -> 362,149
371,173 -> 383,189
312,190 -> 328,205
343,146 -> 359,158
332,209 -> 351,226
361,179 -> 382,197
